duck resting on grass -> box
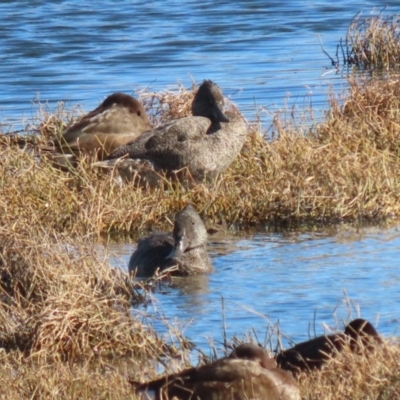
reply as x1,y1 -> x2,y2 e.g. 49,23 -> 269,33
276,318 -> 382,376
94,80 -> 247,185
131,343 -> 300,400
43,92 -> 152,168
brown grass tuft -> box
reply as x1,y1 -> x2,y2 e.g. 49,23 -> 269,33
0,225 -> 170,362
317,76 -> 400,155
300,338 -> 400,399
137,82 -> 196,126
344,12 -> 400,70
0,352 -> 138,399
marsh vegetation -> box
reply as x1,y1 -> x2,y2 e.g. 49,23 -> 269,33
1,13 -> 400,398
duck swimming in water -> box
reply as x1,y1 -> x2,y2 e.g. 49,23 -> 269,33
129,204 -> 212,277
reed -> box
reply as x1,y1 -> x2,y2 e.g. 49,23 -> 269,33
343,12 -> 400,70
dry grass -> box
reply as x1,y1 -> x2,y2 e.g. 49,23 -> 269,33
0,222 -> 195,399
138,82 -> 196,126
3,75 -> 400,235
342,12 -> 400,70
1,75 -> 400,398
317,76 -> 400,154
0,225 -> 165,360
0,353 -> 137,400
299,338 -> 400,399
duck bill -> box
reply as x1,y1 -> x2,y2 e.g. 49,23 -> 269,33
167,236 -> 187,260
215,106 -> 230,123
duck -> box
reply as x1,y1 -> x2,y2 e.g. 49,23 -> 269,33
129,204 -> 212,277
52,92 -> 152,160
275,318 -> 382,376
100,80 -> 247,184
131,343 -> 300,400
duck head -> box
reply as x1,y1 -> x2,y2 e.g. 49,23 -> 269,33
95,92 -> 152,130
167,204 -> 208,260
230,343 -> 277,369
192,80 -> 230,130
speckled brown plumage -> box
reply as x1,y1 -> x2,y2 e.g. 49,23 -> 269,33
132,343 -> 300,400
57,92 -> 152,159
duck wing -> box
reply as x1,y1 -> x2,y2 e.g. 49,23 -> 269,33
129,233 -> 176,277
134,358 -> 299,400
62,106 -> 151,144
107,117 -> 211,164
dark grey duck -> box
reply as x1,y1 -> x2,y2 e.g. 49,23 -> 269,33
129,204 -> 212,277
103,80 -> 247,183
131,343 -> 300,400
276,318 -> 382,377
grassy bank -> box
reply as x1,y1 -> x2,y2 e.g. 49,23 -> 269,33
299,337 -> 400,399
2,76 -> 400,237
0,223 -> 194,399
2,73 -> 400,398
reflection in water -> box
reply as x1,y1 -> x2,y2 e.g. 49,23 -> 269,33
149,276 -> 213,324
172,275 -> 210,298
105,224 -> 400,351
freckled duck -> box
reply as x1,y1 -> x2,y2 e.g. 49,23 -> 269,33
276,318 -> 382,377
104,80 -> 247,183
129,204 -> 212,277
54,92 -> 152,160
131,343 -> 300,400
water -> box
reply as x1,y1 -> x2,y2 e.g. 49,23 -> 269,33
2,1 -> 400,132
2,1 -> 400,349
107,224 -> 400,350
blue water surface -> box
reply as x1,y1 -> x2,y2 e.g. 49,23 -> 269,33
2,0 -> 399,130
107,224 -> 400,350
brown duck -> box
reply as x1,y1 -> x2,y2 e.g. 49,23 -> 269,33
132,343 -> 300,400
276,318 -> 382,376
53,92 -> 152,160
99,80 -> 247,184
129,204 -> 212,277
